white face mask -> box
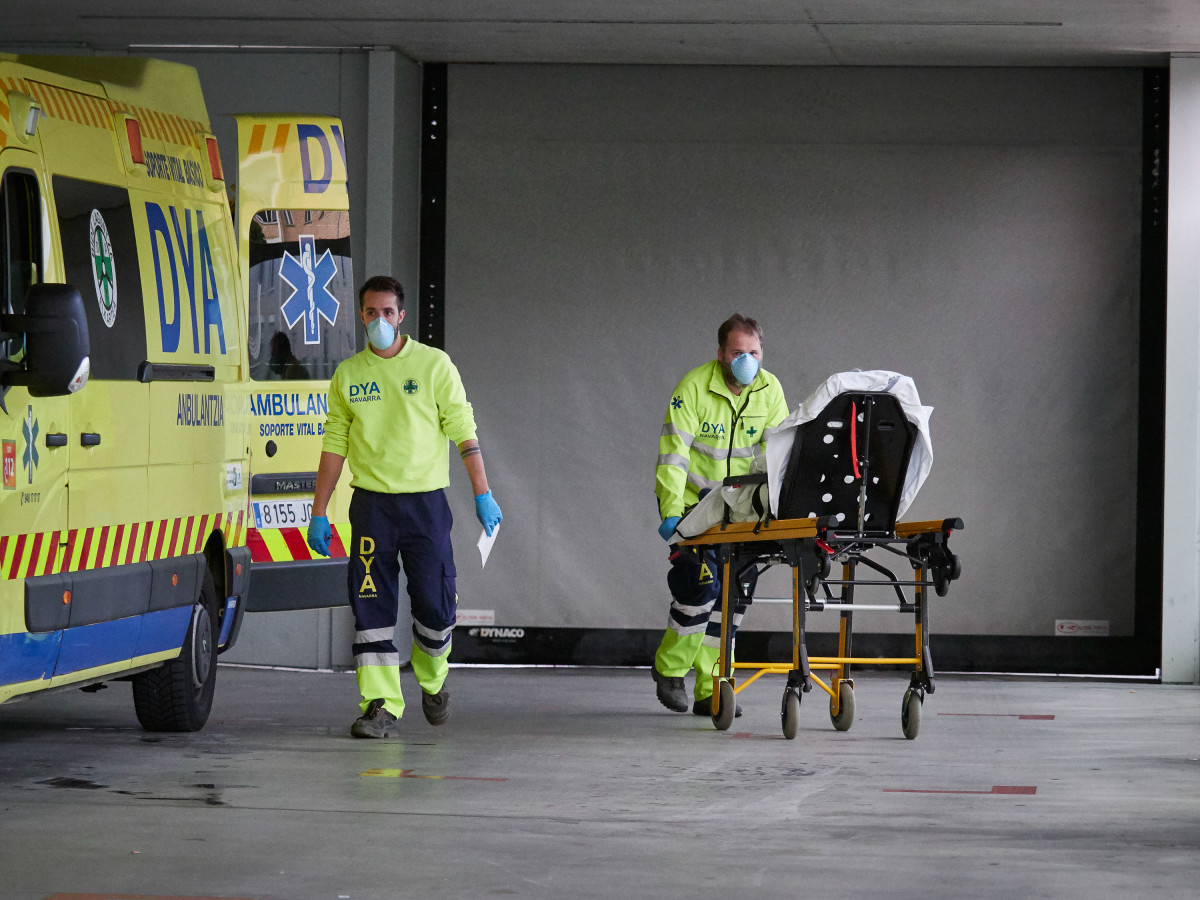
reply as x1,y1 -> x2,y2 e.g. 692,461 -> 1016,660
366,316 -> 395,351
730,352 -> 759,386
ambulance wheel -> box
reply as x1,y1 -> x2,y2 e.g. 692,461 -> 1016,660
830,680 -> 855,732
901,687 -> 923,740
133,569 -> 219,732
781,688 -> 800,740
712,680 -> 737,731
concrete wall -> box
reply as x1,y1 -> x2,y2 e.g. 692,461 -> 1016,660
1162,56 -> 1200,682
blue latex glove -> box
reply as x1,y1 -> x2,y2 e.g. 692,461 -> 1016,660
306,515 -> 331,557
475,491 -> 503,537
658,516 -> 681,542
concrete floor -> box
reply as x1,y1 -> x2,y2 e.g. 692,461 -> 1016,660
1,665 -> 1198,900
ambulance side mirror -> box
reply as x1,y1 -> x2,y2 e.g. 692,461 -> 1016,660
0,283 -> 91,396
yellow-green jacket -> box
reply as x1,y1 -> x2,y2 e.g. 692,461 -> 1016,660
656,360 -> 789,521
323,338 -> 477,493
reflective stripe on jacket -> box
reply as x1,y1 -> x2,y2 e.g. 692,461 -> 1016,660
655,360 -> 788,520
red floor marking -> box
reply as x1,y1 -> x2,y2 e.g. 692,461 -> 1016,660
883,785 -> 1037,795
360,768 -> 507,781
45,895 -> 258,900
732,732 -> 755,738
938,713 -> 1055,720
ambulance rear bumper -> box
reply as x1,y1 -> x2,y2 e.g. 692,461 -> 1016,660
245,558 -> 349,612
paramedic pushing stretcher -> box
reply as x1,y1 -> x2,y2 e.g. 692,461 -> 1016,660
306,276 -> 503,738
652,314 -> 788,716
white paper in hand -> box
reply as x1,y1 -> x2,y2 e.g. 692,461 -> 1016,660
477,523 -> 499,567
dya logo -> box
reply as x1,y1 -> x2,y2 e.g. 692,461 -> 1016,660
349,382 -> 380,397
89,209 -> 117,327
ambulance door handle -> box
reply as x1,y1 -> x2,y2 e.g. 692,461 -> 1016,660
80,433 -> 101,447
45,433 -> 67,448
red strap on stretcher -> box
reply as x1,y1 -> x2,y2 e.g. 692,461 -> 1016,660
850,401 -> 860,479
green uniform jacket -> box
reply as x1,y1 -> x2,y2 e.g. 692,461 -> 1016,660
322,338 -> 477,493
656,360 -> 789,521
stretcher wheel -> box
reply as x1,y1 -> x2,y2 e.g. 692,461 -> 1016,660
830,680 -> 855,731
712,680 -> 737,731
781,689 -> 800,740
934,556 -> 961,597
901,687 -> 923,740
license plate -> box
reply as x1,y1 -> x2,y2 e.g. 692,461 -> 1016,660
252,498 -> 313,529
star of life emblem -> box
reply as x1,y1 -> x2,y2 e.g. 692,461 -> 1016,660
279,234 -> 339,345
22,405 -> 39,485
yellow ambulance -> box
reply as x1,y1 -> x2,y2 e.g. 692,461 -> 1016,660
0,55 -> 355,730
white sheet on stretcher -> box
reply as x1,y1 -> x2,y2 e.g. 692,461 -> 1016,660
676,371 -> 934,539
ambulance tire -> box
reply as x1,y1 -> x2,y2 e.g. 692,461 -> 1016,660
132,569 -> 219,732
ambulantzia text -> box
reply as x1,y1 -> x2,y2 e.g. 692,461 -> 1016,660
177,393 -> 224,426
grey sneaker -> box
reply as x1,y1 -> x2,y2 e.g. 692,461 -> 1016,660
351,698 -> 398,738
692,695 -> 742,718
421,689 -> 450,726
651,667 -> 688,713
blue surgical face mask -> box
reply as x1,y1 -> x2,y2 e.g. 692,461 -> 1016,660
731,352 -> 759,386
366,316 -> 395,351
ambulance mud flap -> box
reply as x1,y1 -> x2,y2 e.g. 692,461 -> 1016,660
219,546 -> 251,652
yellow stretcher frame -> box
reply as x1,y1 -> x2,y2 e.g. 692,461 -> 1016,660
678,516 -> 962,740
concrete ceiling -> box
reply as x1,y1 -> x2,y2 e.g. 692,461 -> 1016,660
3,1 -> 1199,66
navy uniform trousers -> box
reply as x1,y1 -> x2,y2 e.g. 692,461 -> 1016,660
347,488 -> 457,717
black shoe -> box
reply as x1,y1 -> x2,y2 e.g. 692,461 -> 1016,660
421,689 -> 450,726
693,695 -> 742,718
351,698 -> 398,738
651,667 -> 688,712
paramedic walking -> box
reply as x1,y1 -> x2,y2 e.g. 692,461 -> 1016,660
306,275 -> 503,738
652,314 -> 788,716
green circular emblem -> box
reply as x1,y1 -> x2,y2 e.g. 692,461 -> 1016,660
89,209 -> 117,328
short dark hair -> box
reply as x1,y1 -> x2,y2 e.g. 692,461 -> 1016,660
718,313 -> 763,348
358,275 -> 405,310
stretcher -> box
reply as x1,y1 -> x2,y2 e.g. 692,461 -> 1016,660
677,383 -> 962,740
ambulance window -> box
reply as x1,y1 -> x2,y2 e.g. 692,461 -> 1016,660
0,170 -> 42,317
247,207 -> 358,381
51,176 -> 148,380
